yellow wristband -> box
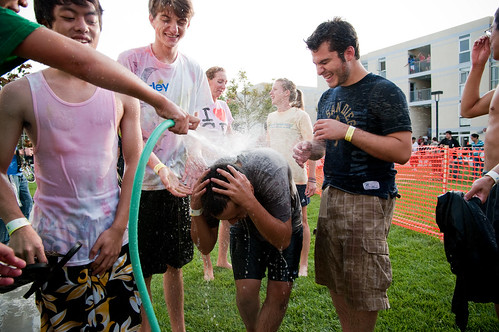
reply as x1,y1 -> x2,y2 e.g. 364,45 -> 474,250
345,126 -> 356,142
6,217 -> 31,236
153,162 -> 167,175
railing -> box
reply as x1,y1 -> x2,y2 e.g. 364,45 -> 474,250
408,59 -> 431,74
409,88 -> 431,102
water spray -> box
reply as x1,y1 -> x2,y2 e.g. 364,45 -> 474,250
129,120 -> 265,331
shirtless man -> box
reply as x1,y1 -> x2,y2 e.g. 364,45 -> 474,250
461,6 -> 499,318
461,8 -> 499,173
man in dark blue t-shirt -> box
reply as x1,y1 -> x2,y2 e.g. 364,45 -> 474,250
293,17 -> 412,332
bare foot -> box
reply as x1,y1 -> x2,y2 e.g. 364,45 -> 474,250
216,261 -> 232,269
203,254 -> 214,281
203,269 -> 214,281
299,266 -> 308,277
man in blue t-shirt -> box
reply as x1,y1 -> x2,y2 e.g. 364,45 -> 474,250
293,18 -> 412,332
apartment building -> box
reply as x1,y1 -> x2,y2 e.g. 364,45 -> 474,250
313,17 -> 497,146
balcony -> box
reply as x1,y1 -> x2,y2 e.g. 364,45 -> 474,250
409,88 -> 431,102
408,58 -> 431,74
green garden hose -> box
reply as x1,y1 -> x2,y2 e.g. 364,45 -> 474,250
129,119 -> 174,332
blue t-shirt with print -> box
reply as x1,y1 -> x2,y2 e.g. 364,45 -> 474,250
318,73 -> 412,199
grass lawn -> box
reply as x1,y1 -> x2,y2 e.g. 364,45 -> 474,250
148,195 -> 499,331
27,182 -> 498,331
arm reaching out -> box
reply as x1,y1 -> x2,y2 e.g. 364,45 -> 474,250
464,163 -> 499,203
14,27 -> 199,133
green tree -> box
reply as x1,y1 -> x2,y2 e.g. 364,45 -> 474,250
225,70 -> 273,133
1,63 -> 32,87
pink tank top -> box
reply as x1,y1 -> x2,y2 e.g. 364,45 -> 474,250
27,72 -> 122,266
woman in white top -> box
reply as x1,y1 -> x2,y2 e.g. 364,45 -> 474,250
267,78 -> 316,276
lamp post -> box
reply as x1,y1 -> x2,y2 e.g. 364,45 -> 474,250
431,90 -> 443,140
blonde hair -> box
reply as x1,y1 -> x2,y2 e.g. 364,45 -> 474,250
275,78 -> 304,109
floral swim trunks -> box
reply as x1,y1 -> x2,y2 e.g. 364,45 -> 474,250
36,244 -> 141,331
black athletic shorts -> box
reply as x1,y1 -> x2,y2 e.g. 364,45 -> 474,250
296,184 -> 310,207
138,190 -> 193,277
230,224 -> 302,282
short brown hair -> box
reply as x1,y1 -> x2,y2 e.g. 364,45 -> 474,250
206,66 -> 225,80
148,0 -> 194,19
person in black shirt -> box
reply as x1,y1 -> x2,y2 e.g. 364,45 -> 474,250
439,130 -> 461,148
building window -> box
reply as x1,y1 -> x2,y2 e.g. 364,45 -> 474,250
458,68 -> 469,97
459,34 -> 470,64
459,117 -> 471,127
361,60 -> 368,71
491,59 -> 499,89
378,57 -> 386,78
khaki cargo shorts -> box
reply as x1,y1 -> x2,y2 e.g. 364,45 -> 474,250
315,186 -> 395,311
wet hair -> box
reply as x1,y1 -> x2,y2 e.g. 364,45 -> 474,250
305,17 -> 360,61
206,66 -> 225,80
34,0 -> 103,31
148,0 -> 194,19
201,162 -> 243,218
275,78 -> 304,109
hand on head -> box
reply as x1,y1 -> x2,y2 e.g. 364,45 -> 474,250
190,169 -> 211,210
211,165 -> 254,208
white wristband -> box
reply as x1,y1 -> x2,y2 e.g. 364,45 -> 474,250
190,207 -> 204,217
485,170 -> 499,185
6,217 -> 31,236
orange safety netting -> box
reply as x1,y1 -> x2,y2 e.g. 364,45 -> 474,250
309,146 -> 484,240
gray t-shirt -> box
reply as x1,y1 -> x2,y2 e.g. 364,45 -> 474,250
209,148 -> 302,240
233,148 -> 302,236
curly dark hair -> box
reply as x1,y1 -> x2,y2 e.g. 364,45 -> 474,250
305,17 -> 360,62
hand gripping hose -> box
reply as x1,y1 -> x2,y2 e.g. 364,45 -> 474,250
129,119 -> 174,332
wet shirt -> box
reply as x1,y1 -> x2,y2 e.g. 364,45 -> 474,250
318,73 -> 412,199
27,72 -> 121,266
118,46 -> 213,190
232,148 -> 302,237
